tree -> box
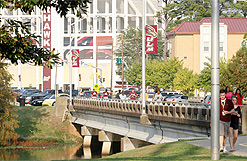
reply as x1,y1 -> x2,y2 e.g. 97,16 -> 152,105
0,0 -> 90,66
125,61 -> 142,87
0,0 -> 90,145
146,58 -> 183,89
223,47 -> 247,96
115,28 -> 164,76
0,62 -> 19,145
124,58 -> 183,89
197,57 -> 228,93
174,68 -> 198,96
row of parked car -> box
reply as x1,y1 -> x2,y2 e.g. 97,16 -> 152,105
14,89 -> 71,106
79,88 -> 189,103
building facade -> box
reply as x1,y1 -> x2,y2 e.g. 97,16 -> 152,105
1,0 -> 162,91
168,18 -> 247,73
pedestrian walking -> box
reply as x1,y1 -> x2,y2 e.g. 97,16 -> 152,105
91,89 -> 98,98
129,89 -> 137,100
140,90 -> 149,103
103,89 -> 110,99
229,95 -> 241,152
225,86 -> 233,100
119,90 -> 126,100
233,87 -> 237,96
219,89 -> 236,153
116,90 -> 121,99
234,88 -> 243,105
152,88 -> 163,105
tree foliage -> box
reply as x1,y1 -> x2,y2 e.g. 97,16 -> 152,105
0,0 -> 90,67
0,62 -> 19,145
0,19 -> 60,67
222,47 -> 247,96
0,0 -> 90,146
125,58 -> 183,90
197,57 -> 228,93
174,68 -> 198,96
0,0 -> 90,18
115,28 -> 164,76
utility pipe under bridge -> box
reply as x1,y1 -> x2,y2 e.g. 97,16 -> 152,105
61,98 -> 211,155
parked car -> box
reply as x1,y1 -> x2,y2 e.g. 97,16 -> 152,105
11,89 -> 22,94
204,95 -> 211,104
146,92 -> 155,102
42,94 -> 69,106
165,95 -> 188,103
31,94 -> 52,106
78,88 -> 90,96
26,89 -> 62,104
82,91 -> 93,98
19,89 -> 40,103
162,91 -> 179,96
64,90 -> 79,97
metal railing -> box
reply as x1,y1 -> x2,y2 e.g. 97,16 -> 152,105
72,98 -> 211,128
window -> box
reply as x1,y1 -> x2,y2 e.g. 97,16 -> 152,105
219,42 -> 223,51
204,42 -> 209,51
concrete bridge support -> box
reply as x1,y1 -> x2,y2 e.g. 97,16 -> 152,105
81,126 -> 99,146
81,126 -> 99,159
121,136 -> 151,152
99,131 -> 121,156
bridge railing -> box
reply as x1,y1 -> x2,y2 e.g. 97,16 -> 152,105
72,98 -> 211,127
188,97 -> 204,103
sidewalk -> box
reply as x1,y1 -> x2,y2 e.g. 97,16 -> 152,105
186,136 -> 247,157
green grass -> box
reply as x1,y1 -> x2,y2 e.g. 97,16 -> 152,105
75,141 -> 247,161
13,106 -> 82,146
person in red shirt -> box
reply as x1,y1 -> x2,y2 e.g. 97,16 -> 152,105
219,89 -> 236,153
91,89 -> 98,98
225,86 -> 233,100
234,88 -> 243,105
103,89 -> 110,99
129,89 -> 137,100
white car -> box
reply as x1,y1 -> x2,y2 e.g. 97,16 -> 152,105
166,95 -> 188,103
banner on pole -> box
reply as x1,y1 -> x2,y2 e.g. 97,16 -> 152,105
146,25 -> 158,54
72,49 -> 80,67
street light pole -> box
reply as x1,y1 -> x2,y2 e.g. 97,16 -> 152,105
211,0 -> 220,160
69,19 -> 72,106
121,34 -> 124,89
142,0 -> 146,115
140,0 -> 150,125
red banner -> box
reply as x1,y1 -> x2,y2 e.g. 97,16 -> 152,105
146,25 -> 158,54
72,49 -> 80,67
43,8 -> 51,91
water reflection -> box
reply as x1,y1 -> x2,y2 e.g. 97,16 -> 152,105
0,137 -> 121,160
0,145 -> 86,160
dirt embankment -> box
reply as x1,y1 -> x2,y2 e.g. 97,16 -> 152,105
13,106 -> 82,147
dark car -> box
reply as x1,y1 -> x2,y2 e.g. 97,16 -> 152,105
31,94 -> 52,106
26,89 -> 63,103
83,91 -> 93,98
19,89 -> 40,102
11,89 -> 22,94
40,89 -> 62,95
64,90 -> 79,97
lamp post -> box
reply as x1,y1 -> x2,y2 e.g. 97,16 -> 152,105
211,0 -> 220,160
69,18 -> 73,106
140,0 -> 150,125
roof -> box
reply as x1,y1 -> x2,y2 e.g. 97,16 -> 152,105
169,17 -> 247,35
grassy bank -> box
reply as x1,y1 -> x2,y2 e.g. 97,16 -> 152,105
98,141 -> 247,161
11,106 -> 82,147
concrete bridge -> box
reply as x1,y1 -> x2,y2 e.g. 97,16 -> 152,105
56,98 -> 213,157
